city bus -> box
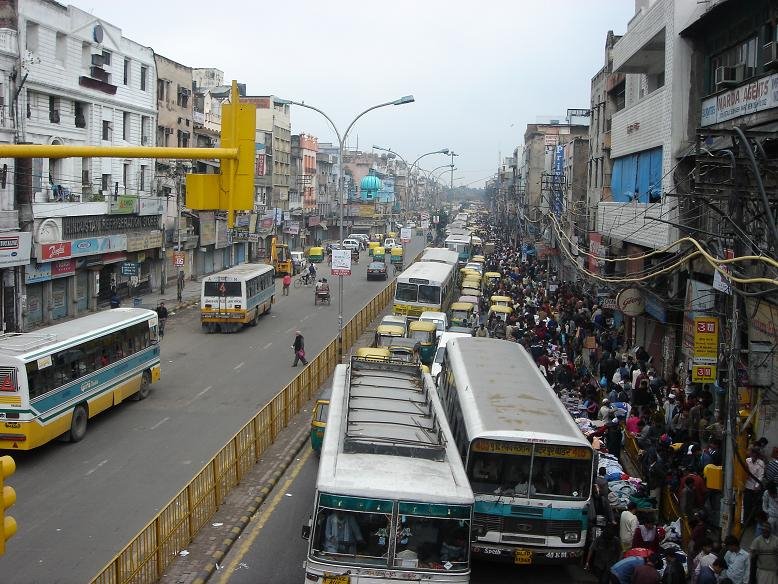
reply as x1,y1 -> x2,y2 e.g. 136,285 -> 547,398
200,263 -> 275,333
420,247 -> 460,267
303,357 -> 474,582
444,234 -> 473,265
393,260 -> 456,319
437,337 -> 595,565
0,308 -> 161,450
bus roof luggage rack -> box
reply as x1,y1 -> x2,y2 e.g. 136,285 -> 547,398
0,332 -> 58,352
344,357 -> 445,461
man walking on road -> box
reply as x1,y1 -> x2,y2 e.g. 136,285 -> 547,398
292,331 -> 308,367
282,273 -> 292,295
156,302 -> 168,338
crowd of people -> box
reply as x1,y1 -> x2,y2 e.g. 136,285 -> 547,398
469,216 -> 776,584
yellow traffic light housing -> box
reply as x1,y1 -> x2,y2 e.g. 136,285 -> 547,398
0,455 -> 16,555
186,80 -> 256,227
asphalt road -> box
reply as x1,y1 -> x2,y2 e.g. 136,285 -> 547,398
212,445 -> 596,584
0,237 -> 423,584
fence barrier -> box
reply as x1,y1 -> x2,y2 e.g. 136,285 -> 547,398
91,252 -> 419,584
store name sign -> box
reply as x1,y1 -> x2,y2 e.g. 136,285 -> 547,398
701,72 -> 778,127
616,287 -> 645,316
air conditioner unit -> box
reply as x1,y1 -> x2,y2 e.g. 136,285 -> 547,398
49,110 -> 60,123
715,64 -> 744,88
764,42 -> 778,70
91,53 -> 105,67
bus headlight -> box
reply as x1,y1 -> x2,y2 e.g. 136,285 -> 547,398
563,531 -> 580,543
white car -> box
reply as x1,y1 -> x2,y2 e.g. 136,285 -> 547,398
383,238 -> 397,249
419,311 -> 448,338
406,221 -> 417,229
342,238 -> 361,251
348,234 -> 369,249
431,331 -> 471,382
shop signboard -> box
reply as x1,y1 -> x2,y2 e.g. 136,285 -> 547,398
230,227 -> 250,242
39,241 -> 72,261
126,231 -> 163,252
283,221 -> 300,235
215,219 -> 229,249
308,215 -> 321,227
0,232 -> 32,268
109,195 -> 137,215
331,249 -> 351,276
69,235 -> 127,258
693,316 -> 719,365
692,364 -> 717,384
643,291 -> 667,323
120,262 -> 139,276
616,287 -> 645,316
103,252 -> 127,264
137,198 -> 165,216
700,72 -> 778,127
25,262 -> 51,284
173,252 -> 185,267
51,259 -> 75,278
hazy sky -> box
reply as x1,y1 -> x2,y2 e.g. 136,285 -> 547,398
71,0 -> 635,187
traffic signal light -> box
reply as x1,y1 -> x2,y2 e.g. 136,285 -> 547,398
186,80 -> 256,227
0,455 -> 16,555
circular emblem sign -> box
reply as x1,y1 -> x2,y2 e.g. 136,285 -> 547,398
616,288 -> 645,316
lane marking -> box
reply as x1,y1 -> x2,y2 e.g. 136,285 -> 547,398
85,459 -> 109,476
234,362 -> 245,370
149,416 -> 170,430
262,342 -> 272,350
214,448 -> 313,583
194,386 -> 212,399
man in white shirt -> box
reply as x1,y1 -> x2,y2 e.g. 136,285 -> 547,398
722,535 -> 750,584
619,502 -> 639,552
746,448 -> 766,526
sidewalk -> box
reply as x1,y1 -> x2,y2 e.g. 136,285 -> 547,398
129,278 -> 202,314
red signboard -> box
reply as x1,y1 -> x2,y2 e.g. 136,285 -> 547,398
255,154 -> 266,177
41,241 -> 72,261
51,259 -> 76,278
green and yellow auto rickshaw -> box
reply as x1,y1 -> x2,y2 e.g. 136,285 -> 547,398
308,246 -> 324,263
487,304 -> 513,323
374,324 -> 404,348
310,399 -> 329,453
450,301 -> 476,328
490,295 -> 512,307
368,241 -> 380,257
483,271 -> 501,288
372,246 -> 386,263
390,246 -> 404,270
387,339 -> 430,374
462,277 -> 481,292
407,320 -> 437,365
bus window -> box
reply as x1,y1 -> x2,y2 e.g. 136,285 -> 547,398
204,281 -> 241,296
418,285 -> 440,304
395,283 -> 417,303
312,507 -> 390,566
394,514 -> 469,570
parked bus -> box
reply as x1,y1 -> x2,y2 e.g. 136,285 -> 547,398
420,247 -> 460,267
0,308 -> 161,450
393,260 -> 456,319
303,357 -> 474,582
200,263 -> 275,333
437,337 -> 595,565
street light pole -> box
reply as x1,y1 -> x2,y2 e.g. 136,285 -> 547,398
373,146 -> 449,218
279,96 -> 414,360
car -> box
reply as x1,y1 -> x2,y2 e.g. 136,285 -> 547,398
347,234 -> 369,250
367,261 -> 388,280
406,221 -> 417,229
419,311 -> 448,338
342,238 -> 361,251
291,251 -> 305,275
395,222 -> 404,229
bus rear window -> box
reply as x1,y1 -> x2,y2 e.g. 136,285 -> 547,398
203,281 -> 242,297
395,282 -> 418,303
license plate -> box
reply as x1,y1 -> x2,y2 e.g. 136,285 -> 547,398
514,549 -> 533,565
323,576 -> 350,584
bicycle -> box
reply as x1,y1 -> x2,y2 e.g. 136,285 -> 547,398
294,273 -> 315,288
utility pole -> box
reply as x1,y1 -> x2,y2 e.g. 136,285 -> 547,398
176,166 -> 184,302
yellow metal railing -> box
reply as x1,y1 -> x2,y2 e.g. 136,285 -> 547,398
91,260 -> 411,584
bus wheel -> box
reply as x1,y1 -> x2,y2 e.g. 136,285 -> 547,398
132,371 -> 151,401
67,404 -> 88,443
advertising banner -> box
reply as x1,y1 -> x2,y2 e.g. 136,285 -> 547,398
51,259 -> 75,278
331,249 -> 352,276
215,219 -> 229,249
693,316 -> 719,365
701,73 -> 778,127
137,198 -> 165,216
199,212 -> 216,246
109,196 -> 137,215
692,364 -> 717,384
0,232 -> 31,268
25,262 -> 51,284
39,241 -> 72,262
126,231 -> 163,252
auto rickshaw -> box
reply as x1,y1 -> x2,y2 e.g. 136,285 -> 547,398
483,271 -> 501,287
462,277 -> 481,292
450,301 -> 476,328
368,241 -> 380,256
461,286 -> 482,298
407,320 -> 436,365
390,246 -> 404,270
371,233 -> 384,243
355,347 -> 391,362
387,339 -> 430,374
374,324 -> 405,348
470,255 -> 485,266
491,295 -> 512,307
487,304 -> 513,323
308,246 -> 324,263
351,246 -> 360,264
460,267 -> 480,280
372,246 -> 386,262
388,231 -> 398,239
310,399 -> 329,453
458,294 -> 480,308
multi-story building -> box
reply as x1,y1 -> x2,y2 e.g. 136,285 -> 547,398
192,67 -> 222,172
245,95 -> 290,212
17,0 -> 161,330
561,136 -> 589,282
153,53 -> 194,281
290,133 -> 318,211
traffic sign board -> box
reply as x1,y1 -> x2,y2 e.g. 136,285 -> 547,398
400,228 -> 411,243
173,252 -> 185,267
120,262 -> 139,277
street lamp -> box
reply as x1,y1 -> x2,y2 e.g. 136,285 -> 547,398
372,146 -> 449,215
278,95 -> 414,360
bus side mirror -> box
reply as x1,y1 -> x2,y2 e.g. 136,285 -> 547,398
301,519 -> 311,540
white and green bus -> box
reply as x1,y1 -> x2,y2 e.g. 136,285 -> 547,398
393,261 -> 456,319
437,337 -> 595,566
200,263 -> 275,333
303,357 -> 474,582
0,308 -> 161,450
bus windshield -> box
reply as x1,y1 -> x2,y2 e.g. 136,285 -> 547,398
418,285 -> 440,304
395,282 -> 418,303
203,281 -> 242,297
467,441 -> 591,500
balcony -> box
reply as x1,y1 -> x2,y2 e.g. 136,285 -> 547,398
613,0 -> 668,73
610,87 -> 667,158
596,201 -> 676,249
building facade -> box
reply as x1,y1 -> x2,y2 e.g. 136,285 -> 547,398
246,96 -> 290,212
18,0 -> 162,330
